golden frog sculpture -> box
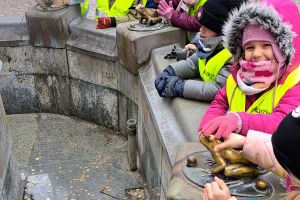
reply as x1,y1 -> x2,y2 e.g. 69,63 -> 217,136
199,135 -> 259,178
135,4 -> 162,25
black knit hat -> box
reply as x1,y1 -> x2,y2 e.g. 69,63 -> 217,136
272,108 -> 300,180
198,0 -> 246,34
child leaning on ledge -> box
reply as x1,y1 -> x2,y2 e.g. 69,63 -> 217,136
199,0 -> 300,139
154,0 -> 246,101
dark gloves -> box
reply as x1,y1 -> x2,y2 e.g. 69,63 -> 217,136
155,66 -> 175,93
96,17 -> 116,29
160,76 -> 184,97
155,66 -> 184,98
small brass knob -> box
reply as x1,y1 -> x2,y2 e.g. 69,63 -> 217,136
186,155 -> 197,167
256,179 -> 268,190
208,135 -> 215,142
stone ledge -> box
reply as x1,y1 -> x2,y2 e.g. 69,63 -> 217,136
138,45 -> 209,198
67,18 -> 117,61
25,5 -> 81,48
117,22 -> 186,75
139,44 -> 209,162
0,16 -> 29,47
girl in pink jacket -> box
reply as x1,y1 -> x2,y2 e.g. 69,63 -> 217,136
198,0 -> 300,139
203,107 -> 300,200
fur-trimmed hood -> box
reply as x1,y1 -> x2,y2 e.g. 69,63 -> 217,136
222,1 -> 295,66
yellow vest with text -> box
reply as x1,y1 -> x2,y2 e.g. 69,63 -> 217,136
187,0 -> 207,41
226,66 -> 300,114
198,48 -> 232,82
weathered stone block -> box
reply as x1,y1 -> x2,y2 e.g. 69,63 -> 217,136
0,93 -> 22,199
25,5 -> 81,48
68,51 -> 118,90
1,156 -> 23,200
70,79 -> 118,130
116,22 -> 186,74
35,75 -> 71,115
118,62 -> 138,103
137,121 -> 160,200
0,46 -> 34,74
32,47 -> 69,76
0,74 -> 39,114
0,16 -> 29,47
67,18 -> 117,61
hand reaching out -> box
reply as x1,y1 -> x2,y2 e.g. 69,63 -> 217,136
157,0 -> 174,20
200,113 -> 240,139
203,177 -> 231,200
184,43 -> 197,51
214,133 -> 246,153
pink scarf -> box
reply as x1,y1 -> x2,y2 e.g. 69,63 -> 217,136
237,60 -> 279,95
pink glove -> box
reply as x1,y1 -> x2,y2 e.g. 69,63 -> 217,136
200,114 -> 240,139
157,0 -> 174,20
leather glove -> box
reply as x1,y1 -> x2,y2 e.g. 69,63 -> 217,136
97,17 -> 116,29
154,66 -> 175,94
201,114 -> 240,139
157,0 -> 174,20
161,76 -> 184,98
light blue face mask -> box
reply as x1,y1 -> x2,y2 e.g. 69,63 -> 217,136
196,36 -> 223,59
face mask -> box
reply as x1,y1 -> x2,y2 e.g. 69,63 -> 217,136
196,36 -> 222,59
237,60 -> 278,95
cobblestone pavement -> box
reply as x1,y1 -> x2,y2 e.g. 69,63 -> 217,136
0,0 -> 96,20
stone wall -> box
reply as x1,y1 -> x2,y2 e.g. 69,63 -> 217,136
0,61 -> 23,200
0,7 -> 185,199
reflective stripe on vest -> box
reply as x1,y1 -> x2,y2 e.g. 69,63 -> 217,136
226,65 -> 300,114
96,0 -> 134,18
187,0 -> 206,41
198,48 -> 232,82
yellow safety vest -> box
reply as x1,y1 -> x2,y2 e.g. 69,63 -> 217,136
226,65 -> 300,114
81,0 -> 137,20
81,0 -> 89,17
198,48 -> 232,82
96,0 -> 134,18
187,0 -> 207,41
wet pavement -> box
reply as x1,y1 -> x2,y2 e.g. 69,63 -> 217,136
7,114 -> 145,200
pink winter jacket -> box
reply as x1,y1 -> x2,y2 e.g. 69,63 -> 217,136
198,0 -> 300,136
198,67 -> 300,135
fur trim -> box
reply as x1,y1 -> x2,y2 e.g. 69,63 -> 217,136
222,2 -> 295,65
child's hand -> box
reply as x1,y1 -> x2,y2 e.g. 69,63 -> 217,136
157,0 -> 174,20
214,133 -> 246,152
184,44 -> 197,51
201,114 -> 240,139
203,176 -> 231,200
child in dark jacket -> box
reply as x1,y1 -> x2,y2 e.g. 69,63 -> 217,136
154,0 -> 246,101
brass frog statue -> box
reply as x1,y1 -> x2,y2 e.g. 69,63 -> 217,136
199,135 -> 259,178
135,4 -> 162,25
